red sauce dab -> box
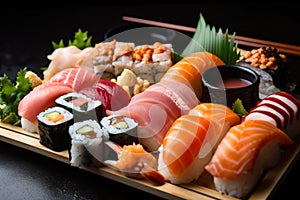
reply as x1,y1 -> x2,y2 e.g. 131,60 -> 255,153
219,78 -> 251,89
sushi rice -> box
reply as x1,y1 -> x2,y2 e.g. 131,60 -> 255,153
69,119 -> 109,168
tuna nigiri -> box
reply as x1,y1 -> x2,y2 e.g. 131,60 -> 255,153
18,82 -> 74,132
79,79 -> 131,113
204,120 -> 293,199
49,68 -> 100,91
243,91 -> 300,139
157,115 -> 222,184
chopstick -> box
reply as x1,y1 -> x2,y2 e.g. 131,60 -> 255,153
122,16 -> 300,57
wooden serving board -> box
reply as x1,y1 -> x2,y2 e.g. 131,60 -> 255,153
0,121 -> 299,200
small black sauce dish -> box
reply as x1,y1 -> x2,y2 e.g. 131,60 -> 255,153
201,65 -> 260,111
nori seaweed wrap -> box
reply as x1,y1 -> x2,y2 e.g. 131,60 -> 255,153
55,92 -> 104,123
37,106 -> 74,151
100,115 -> 138,146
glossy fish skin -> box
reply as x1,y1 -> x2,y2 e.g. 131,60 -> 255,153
243,91 -> 300,139
205,120 -> 293,179
18,82 -> 74,126
49,68 -> 100,91
158,114 -> 222,184
161,52 -> 225,99
204,120 -> 293,198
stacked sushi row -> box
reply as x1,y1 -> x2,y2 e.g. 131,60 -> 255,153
36,91 -> 105,153
93,40 -> 174,83
37,91 -> 140,169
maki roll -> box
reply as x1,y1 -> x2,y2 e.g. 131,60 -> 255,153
37,106 -> 74,152
112,41 -> 135,75
132,42 -> 173,84
93,40 -> 135,79
69,119 -> 110,168
55,92 -> 104,123
101,115 -> 138,146
93,40 -> 116,79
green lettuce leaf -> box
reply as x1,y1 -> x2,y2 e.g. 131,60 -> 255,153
0,68 -> 32,124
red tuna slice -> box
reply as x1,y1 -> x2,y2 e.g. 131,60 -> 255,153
79,79 -> 130,112
18,82 -> 74,124
49,68 -> 99,91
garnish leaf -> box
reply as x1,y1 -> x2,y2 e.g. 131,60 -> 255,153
52,28 -> 93,50
182,13 -> 240,65
0,68 -> 32,124
232,98 -> 249,117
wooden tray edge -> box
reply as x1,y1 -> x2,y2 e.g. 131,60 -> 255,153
0,121 -> 299,200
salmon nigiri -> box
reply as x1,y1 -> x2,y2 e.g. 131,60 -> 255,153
157,115 -> 222,184
160,52 -> 224,99
205,120 -> 293,199
188,103 -> 241,151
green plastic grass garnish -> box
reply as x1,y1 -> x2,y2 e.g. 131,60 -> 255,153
182,13 -> 240,65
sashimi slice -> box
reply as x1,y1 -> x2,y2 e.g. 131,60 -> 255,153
160,62 -> 202,99
130,90 -> 181,121
205,120 -> 292,179
189,103 -> 241,149
145,81 -> 200,115
79,79 -> 130,113
160,52 -> 224,100
182,52 -> 225,74
243,91 -> 300,139
50,68 -> 100,91
204,120 -> 293,199
189,103 -> 240,126
18,82 -> 74,132
158,115 -> 222,184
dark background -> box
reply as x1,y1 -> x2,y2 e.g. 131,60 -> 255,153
1,2 -> 300,200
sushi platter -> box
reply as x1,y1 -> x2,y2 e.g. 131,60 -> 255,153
0,120 -> 300,200
1,12 -> 300,200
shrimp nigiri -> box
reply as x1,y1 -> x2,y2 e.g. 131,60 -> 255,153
157,115 -> 222,184
104,141 -> 166,186
205,120 -> 293,199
